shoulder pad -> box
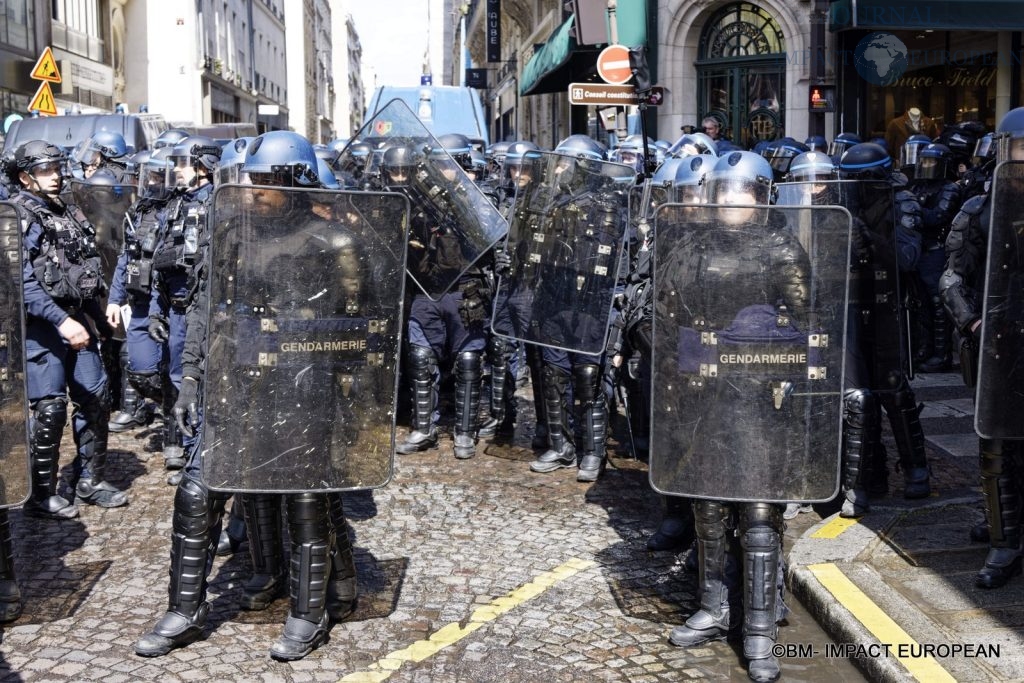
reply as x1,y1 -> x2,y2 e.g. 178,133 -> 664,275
894,189 -> 918,203
960,193 -> 987,216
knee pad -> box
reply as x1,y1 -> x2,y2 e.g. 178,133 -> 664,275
174,475 -> 214,536
572,363 -> 602,405
455,351 -> 482,383
33,398 -> 68,448
541,364 -> 569,401
739,503 -> 782,540
842,388 -> 877,428
128,370 -> 164,403
408,345 -> 438,383
693,500 -> 731,540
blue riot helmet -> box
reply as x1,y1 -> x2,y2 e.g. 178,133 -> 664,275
468,149 -> 487,179
554,134 -> 607,161
123,149 -> 152,186
767,138 -> 809,178
216,136 -> 253,185
705,150 -> 773,206
79,131 -> 129,168
168,135 -> 221,190
828,132 -> 862,160
667,132 -> 717,159
153,128 -> 190,150
485,140 -> 511,177
381,144 -> 417,188
242,130 -> 320,187
314,143 -> 339,166
972,133 -> 995,167
786,151 -> 836,182
673,153 -> 715,204
437,133 -> 474,172
503,140 -> 541,189
899,133 -> 932,172
342,141 -> 372,178
837,142 -> 893,180
805,135 -> 828,152
996,106 -> 1024,162
916,143 -> 953,181
139,147 -> 175,200
317,157 -> 340,189
752,140 -> 772,157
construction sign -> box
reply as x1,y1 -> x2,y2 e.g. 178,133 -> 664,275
28,82 -> 58,116
30,47 -> 61,83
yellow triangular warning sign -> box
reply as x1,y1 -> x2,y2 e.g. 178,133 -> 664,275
30,47 -> 61,83
28,82 -> 58,116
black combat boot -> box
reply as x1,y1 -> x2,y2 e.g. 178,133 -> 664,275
270,494 -> 332,661
574,364 -> 607,482
71,397 -> 128,508
326,493 -> 358,621
884,385 -> 931,499
23,399 -> 78,520
108,382 -> 148,432
740,504 -> 785,682
0,510 -> 22,622
135,475 -> 227,656
239,494 -> 287,610
530,366 -> 575,472
976,441 -> 1023,589
648,495 -> 695,552
395,345 -> 439,454
669,502 -> 737,646
453,351 -> 482,459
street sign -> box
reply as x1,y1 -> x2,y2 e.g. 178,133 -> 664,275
596,45 -> 633,85
28,82 -> 58,116
568,83 -> 664,107
421,74 -> 433,86
30,47 -> 61,83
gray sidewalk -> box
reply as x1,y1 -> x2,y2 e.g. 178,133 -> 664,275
788,372 -> 1024,682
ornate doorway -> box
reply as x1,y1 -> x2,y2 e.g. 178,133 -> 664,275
697,2 -> 786,148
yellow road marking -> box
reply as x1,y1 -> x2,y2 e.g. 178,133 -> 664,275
811,516 -> 860,539
807,563 -> 956,683
338,558 -> 596,682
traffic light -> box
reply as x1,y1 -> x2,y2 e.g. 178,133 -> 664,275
629,46 -> 651,94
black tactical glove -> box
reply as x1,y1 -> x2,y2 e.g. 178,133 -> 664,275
148,314 -> 169,343
173,377 -> 201,437
494,249 -> 513,277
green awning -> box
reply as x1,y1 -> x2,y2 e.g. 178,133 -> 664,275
521,16 -> 582,96
829,0 -> 1024,31
520,2 -> 649,97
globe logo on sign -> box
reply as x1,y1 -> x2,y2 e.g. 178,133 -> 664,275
854,32 -> 909,86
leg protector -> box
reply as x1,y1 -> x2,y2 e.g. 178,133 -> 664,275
326,492 -> 358,621
840,389 -> 878,517
739,503 -> 785,682
0,510 -> 22,622
526,345 -> 548,449
919,295 -> 952,372
881,385 -> 931,499
453,350 -> 482,459
216,497 -> 247,556
134,474 -> 227,657
128,369 -> 165,404
239,494 -> 286,610
487,335 -> 510,425
270,493 -> 332,661
72,394 -> 127,508
395,345 -> 439,454
573,363 -> 607,482
669,500 -> 736,647
26,398 -> 72,517
163,413 -> 186,470
977,440 -> 1024,589
647,494 -> 695,552
530,365 -> 575,472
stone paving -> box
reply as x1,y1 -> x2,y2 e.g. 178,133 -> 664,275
0,397 -> 865,682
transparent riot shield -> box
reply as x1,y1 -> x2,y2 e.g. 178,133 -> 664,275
68,178 -> 134,284
490,152 -> 634,356
649,204 -> 851,502
336,99 -> 507,299
0,203 -> 30,509
976,160 -> 1024,438
201,186 -> 409,493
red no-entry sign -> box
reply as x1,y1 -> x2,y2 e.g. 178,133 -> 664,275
596,45 -> 632,85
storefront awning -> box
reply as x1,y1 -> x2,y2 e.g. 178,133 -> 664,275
829,0 -> 1024,31
520,4 -> 648,97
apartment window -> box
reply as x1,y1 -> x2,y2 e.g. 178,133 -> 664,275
1,0 -> 36,53
51,0 -> 103,61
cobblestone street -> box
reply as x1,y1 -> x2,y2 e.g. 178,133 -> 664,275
0,402 -> 862,682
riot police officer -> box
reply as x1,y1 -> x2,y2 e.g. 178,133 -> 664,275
135,130 -> 360,660
10,140 -> 128,517
664,151 -> 805,682
940,107 -> 1024,588
835,142 -> 929,516
149,136 -> 220,482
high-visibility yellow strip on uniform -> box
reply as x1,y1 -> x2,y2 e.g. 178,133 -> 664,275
811,516 -> 860,539
339,558 -> 596,683
807,563 -> 956,683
